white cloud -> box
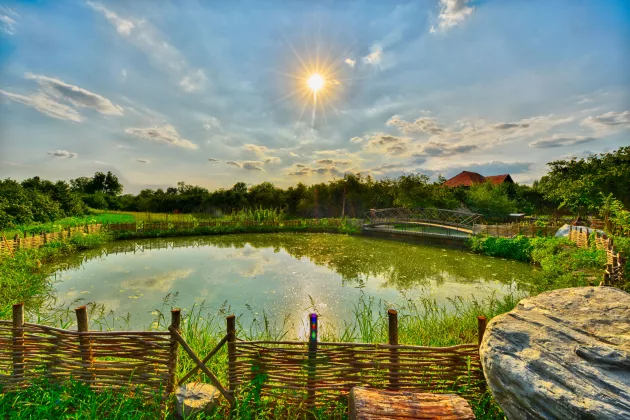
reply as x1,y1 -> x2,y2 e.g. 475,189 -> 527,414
315,159 -> 352,166
135,158 -> 150,163
387,115 -> 443,135
179,69 -> 207,93
208,158 -> 219,162
243,143 -> 281,164
529,135 -> 596,149
582,110 -> 630,128
202,116 -> 221,130
25,73 -> 123,116
0,6 -> 18,35
350,136 -> 364,144
1,90 -> 84,122
431,0 -> 474,33
125,124 -> 198,149
121,69 -> 127,79
86,1 -> 134,35
48,150 -> 78,158
226,160 -> 264,171
363,45 -> 383,66
288,164 -> 344,177
363,132 -> 412,156
87,2 -> 207,92
344,57 -> 356,68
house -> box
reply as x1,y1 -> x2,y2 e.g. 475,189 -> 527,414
442,171 -> 514,187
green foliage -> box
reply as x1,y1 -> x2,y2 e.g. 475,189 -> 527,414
0,177 -> 89,230
0,378 -> 163,419
537,146 -> 630,214
469,235 -> 609,292
600,194 -> 630,236
468,235 -> 532,261
465,183 -> 517,220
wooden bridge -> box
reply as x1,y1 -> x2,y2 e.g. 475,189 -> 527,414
363,208 -> 482,240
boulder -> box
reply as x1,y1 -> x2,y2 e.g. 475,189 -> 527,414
176,382 -> 220,419
480,287 -> 630,419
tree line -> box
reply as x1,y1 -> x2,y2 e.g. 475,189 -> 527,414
1,146 -> 628,230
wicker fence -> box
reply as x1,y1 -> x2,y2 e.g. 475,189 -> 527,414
1,304 -> 487,411
473,223 -> 562,238
568,226 -> 626,286
0,303 -> 178,398
0,224 -> 102,259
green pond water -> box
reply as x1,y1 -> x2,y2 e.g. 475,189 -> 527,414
49,233 -> 534,333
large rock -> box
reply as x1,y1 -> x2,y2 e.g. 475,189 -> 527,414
480,287 -> 630,419
176,382 -> 220,419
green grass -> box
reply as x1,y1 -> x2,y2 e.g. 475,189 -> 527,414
0,232 -> 110,319
0,378 -> 164,419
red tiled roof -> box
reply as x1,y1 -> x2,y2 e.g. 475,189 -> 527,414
485,174 -> 513,185
443,171 -> 486,187
443,171 -> 512,187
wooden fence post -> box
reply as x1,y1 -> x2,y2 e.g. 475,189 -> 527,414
226,315 -> 237,395
477,316 -> 487,349
13,234 -> 20,250
307,313 -> 318,411
75,305 -> 94,383
388,309 -> 399,390
12,303 -> 24,379
166,308 -> 181,395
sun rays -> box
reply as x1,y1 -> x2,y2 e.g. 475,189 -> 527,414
269,35 -> 351,128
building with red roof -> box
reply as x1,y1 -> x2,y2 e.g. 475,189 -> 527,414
443,171 -> 514,187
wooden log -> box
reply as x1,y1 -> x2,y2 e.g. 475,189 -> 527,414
75,305 -> 94,383
166,308 -> 181,395
388,309 -> 399,390
12,303 -> 24,379
348,387 -> 475,420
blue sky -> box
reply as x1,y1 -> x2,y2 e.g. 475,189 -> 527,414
1,0 -> 629,193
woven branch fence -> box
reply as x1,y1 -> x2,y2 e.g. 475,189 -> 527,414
568,226 -> 626,286
0,224 -> 102,259
1,304 -> 487,411
473,223 -> 563,238
0,303 -> 178,398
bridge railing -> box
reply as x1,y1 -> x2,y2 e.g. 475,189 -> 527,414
364,208 -> 482,229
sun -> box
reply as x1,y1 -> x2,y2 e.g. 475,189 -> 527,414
307,73 -> 325,93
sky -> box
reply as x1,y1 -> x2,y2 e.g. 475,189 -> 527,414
0,0 -> 629,193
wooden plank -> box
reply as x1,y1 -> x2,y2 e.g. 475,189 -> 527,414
348,387 -> 474,420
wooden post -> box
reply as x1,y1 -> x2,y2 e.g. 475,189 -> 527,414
75,305 -> 93,383
12,303 -> 24,379
14,234 -> 20,250
307,313 -> 318,410
477,316 -> 487,348
166,308 -> 181,395
388,309 -> 399,390
226,315 -> 237,395
43,232 -> 48,244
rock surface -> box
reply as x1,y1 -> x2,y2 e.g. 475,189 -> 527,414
480,287 -> 630,420
176,382 -> 220,419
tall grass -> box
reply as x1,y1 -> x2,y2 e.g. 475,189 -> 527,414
0,232 -> 110,319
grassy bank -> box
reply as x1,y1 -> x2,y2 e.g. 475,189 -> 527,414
1,219 -> 625,419
467,235 -> 621,292
0,213 -> 134,238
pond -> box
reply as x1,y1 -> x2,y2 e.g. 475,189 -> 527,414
48,233 -> 535,332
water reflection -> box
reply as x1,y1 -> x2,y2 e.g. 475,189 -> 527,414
48,234 -> 534,330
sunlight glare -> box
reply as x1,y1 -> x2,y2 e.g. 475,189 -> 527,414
307,74 -> 325,93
